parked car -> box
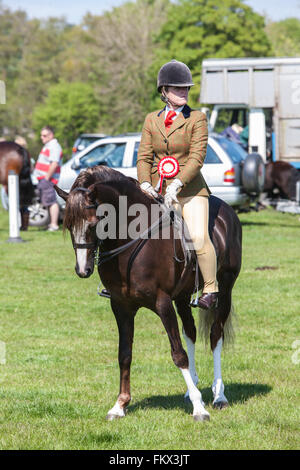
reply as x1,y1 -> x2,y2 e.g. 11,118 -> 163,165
71,133 -> 107,155
27,132 -> 265,226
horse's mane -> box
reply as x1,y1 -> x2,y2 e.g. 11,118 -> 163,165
64,166 -> 152,233
71,166 -> 128,190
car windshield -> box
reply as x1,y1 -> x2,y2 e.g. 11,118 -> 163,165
75,137 -> 101,151
216,137 -> 247,163
79,143 -> 126,168
133,141 -> 140,166
204,144 -> 222,164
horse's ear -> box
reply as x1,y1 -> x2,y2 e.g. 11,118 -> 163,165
54,185 -> 69,201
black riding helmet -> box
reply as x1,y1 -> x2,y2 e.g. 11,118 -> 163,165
157,59 -> 194,92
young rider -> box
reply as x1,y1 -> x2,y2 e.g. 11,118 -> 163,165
137,60 -> 218,309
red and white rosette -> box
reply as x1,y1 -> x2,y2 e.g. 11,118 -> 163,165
156,156 -> 179,193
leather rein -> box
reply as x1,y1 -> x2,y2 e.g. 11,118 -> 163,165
71,186 -> 196,299
71,187 -> 177,268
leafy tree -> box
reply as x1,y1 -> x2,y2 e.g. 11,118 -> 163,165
151,0 -> 274,108
266,18 -> 300,57
32,81 -> 100,158
0,0 -> 277,142
0,10 -> 73,137
81,0 -> 170,133
0,2 -> 29,134
11,18 -> 72,132
0,2 -> 28,82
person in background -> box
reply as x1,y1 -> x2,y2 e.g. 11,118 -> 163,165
33,126 -> 62,231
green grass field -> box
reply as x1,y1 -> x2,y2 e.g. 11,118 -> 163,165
0,205 -> 299,450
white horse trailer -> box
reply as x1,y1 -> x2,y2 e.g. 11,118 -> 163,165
200,57 -> 300,170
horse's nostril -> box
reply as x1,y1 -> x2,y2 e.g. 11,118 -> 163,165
75,265 -> 91,278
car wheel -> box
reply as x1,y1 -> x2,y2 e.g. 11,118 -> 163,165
28,202 -> 50,227
242,153 -> 266,196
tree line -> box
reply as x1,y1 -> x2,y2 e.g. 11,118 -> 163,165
0,0 -> 299,157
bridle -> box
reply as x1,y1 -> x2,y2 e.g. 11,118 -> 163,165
69,185 -> 197,298
70,187 -> 100,257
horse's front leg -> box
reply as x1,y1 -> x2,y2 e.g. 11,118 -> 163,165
175,297 -> 199,400
157,292 -> 209,422
106,299 -> 136,421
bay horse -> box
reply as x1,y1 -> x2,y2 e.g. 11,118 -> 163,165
0,141 -> 35,230
55,166 -> 242,422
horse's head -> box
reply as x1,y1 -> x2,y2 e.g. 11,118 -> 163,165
55,166 -> 152,278
55,185 -> 99,278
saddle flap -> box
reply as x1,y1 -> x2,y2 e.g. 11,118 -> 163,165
172,210 -> 196,267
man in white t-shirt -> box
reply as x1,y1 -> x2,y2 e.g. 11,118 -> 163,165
33,126 -> 62,231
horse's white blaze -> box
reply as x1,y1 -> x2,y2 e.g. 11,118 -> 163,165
73,222 -> 89,274
180,368 -> 209,419
212,338 -> 228,405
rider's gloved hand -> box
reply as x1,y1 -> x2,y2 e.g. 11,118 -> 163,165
164,178 -> 183,208
140,181 -> 158,198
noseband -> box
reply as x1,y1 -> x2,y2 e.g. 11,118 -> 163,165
73,242 -> 98,250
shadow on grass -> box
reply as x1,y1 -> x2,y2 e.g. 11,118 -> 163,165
240,221 -> 268,227
240,220 -> 299,229
130,382 -> 272,413
79,431 -> 120,447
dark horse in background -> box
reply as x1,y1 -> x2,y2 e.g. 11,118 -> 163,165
55,166 -> 242,422
0,141 -> 35,230
264,161 -> 300,201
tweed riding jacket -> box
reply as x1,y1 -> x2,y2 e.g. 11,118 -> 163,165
137,105 -> 210,198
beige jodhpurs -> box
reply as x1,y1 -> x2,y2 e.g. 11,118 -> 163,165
175,195 -> 218,293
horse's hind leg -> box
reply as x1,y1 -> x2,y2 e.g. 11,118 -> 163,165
20,207 -> 29,231
175,296 -> 199,398
157,291 -> 209,421
106,299 -> 136,421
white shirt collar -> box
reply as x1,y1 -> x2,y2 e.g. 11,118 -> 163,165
165,105 -> 184,119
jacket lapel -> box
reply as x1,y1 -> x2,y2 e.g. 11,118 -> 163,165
168,105 -> 191,136
154,105 -> 191,138
154,108 -> 167,138
167,113 -> 185,136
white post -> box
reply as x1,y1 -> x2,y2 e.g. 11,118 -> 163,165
6,170 -> 24,243
296,180 -> 300,205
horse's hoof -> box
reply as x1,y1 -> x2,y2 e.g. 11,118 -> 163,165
193,413 -> 210,422
106,413 -> 123,421
213,400 -> 229,410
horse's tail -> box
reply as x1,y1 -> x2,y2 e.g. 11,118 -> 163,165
18,145 -> 31,179
198,304 -> 236,349
17,145 -> 35,206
